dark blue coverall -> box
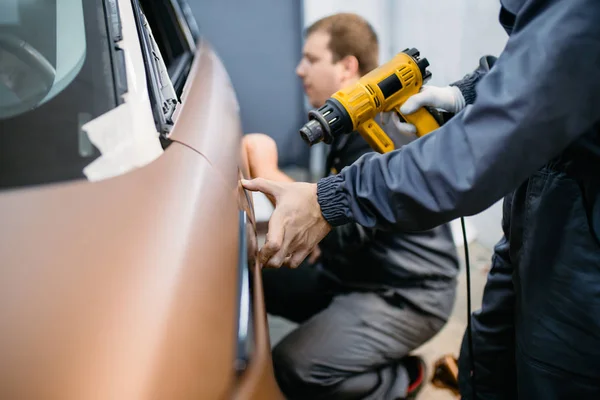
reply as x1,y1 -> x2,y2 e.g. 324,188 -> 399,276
315,0 -> 600,398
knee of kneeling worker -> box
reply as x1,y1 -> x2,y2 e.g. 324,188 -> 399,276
272,343 -> 308,384
272,342 -> 326,394
272,342 -> 383,398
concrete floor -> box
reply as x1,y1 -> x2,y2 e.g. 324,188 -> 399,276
266,241 -> 492,399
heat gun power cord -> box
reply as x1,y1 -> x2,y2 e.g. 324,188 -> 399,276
460,217 -> 477,399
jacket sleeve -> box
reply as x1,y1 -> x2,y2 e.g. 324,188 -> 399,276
317,0 -> 600,231
451,55 -> 497,105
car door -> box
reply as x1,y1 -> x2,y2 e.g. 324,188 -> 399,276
135,1 -> 284,398
0,0 -> 282,398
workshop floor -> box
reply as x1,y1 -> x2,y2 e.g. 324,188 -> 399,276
266,240 -> 492,399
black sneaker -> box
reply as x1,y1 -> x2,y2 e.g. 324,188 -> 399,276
405,355 -> 427,399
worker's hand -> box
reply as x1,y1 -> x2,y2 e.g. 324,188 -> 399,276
402,85 -> 465,114
393,85 -> 466,135
241,178 -> 331,268
242,133 -> 279,177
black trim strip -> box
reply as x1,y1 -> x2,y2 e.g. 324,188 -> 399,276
170,0 -> 196,51
167,52 -> 192,97
235,210 -> 253,374
104,0 -> 123,41
102,0 -> 128,104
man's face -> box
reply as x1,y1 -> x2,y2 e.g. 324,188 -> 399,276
296,31 -> 347,108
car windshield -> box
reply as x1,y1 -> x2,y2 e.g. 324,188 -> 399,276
0,0 -> 117,189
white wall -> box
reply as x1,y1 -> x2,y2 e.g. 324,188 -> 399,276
389,1 -> 508,85
302,0 -> 510,249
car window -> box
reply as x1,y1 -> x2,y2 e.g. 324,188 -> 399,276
137,0 -> 197,97
175,0 -> 200,44
0,0 -> 119,189
130,0 -> 178,137
0,0 -> 87,120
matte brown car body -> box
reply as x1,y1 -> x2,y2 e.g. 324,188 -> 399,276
0,7 -> 284,400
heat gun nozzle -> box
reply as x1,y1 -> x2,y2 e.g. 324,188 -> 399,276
299,119 -> 325,146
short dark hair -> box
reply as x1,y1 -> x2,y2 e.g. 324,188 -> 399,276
306,13 -> 379,76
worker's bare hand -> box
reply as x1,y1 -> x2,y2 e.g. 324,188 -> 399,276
241,178 -> 331,268
242,133 -> 279,177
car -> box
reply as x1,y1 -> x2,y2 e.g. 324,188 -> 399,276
0,0 -> 284,398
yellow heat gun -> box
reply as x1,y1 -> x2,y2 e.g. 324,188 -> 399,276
299,48 -> 440,153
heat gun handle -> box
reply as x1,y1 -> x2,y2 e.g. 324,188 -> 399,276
357,119 -> 396,154
397,107 -> 440,137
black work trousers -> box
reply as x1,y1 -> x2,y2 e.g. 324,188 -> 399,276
263,263 -> 447,400
458,167 -> 600,399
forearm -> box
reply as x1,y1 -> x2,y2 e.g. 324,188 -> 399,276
251,166 -> 294,184
242,133 -> 295,206
318,0 -> 600,231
